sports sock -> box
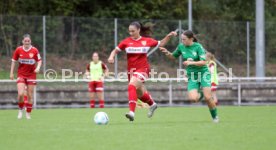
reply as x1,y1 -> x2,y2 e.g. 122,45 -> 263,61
26,103 -> 33,113
139,91 -> 154,106
209,107 -> 218,119
18,101 -> 24,109
99,100 -> 105,108
90,100 -> 95,108
23,95 -> 28,106
128,84 -> 137,112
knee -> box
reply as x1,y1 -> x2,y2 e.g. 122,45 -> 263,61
18,92 -> 24,98
90,95 -> 95,99
128,84 -> 137,90
27,93 -> 33,100
136,88 -> 144,98
204,95 -> 212,102
189,96 -> 199,103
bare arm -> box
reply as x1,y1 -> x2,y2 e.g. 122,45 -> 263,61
85,68 -> 90,79
34,60 -> 42,73
160,31 -> 177,47
10,61 -> 16,80
183,60 -> 207,67
159,47 -> 176,60
108,49 -> 119,64
103,68 -> 109,77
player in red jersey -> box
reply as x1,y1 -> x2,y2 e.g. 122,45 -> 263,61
108,21 -> 177,121
10,34 -> 42,119
85,52 -> 108,108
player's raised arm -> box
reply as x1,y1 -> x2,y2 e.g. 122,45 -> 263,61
159,31 -> 177,47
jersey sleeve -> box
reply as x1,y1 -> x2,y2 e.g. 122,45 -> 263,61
116,39 -> 127,51
197,44 -> 207,61
12,48 -> 19,61
86,64 -> 90,71
147,38 -> 160,48
172,45 -> 182,58
34,48 -> 42,61
101,63 -> 108,70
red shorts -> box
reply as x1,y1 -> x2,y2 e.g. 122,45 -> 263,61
17,75 -> 36,85
127,68 -> 150,82
88,81 -> 104,92
211,83 -> 218,91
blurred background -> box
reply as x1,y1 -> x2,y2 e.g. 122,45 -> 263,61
0,0 -> 276,108
0,0 -> 275,77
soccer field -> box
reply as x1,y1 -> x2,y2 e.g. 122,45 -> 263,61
0,106 -> 275,150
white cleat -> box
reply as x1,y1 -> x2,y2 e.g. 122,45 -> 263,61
125,111 -> 135,121
17,109 -> 23,119
26,112 -> 31,120
148,103 -> 158,118
213,116 -> 219,123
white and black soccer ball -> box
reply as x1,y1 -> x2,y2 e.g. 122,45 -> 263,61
94,112 -> 109,125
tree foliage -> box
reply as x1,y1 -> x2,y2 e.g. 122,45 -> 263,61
0,0 -> 276,76
0,0 -> 276,20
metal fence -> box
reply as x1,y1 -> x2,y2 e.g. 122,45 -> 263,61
0,15 -> 276,77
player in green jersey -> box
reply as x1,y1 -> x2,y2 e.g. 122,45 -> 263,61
159,30 -> 219,123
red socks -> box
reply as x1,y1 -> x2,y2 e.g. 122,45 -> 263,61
90,100 -> 95,108
139,91 -> 154,106
90,100 -> 105,108
18,102 -> 24,109
99,100 -> 105,108
26,103 -> 33,113
24,95 -> 28,107
18,96 -> 32,113
128,84 -> 137,112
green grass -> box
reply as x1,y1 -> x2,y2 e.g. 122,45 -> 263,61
0,106 -> 276,150
0,71 -> 46,79
0,71 -> 10,79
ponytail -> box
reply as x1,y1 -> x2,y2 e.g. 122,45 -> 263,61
129,21 -> 153,37
183,30 -> 197,42
193,36 -> 198,42
206,52 -> 215,61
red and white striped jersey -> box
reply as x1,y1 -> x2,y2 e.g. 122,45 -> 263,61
12,46 -> 41,77
116,36 -> 160,71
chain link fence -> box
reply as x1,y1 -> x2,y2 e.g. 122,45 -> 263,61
1,15 -> 275,78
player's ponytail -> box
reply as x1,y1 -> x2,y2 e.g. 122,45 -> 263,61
130,21 -> 153,37
183,30 -> 198,42
206,52 -> 215,61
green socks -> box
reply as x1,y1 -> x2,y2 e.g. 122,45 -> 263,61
209,108 -> 218,119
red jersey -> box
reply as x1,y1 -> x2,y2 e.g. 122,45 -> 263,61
116,36 -> 160,71
12,46 -> 41,77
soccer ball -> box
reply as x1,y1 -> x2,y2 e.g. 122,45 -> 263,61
94,112 -> 109,125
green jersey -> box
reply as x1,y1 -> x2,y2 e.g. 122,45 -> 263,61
172,42 -> 209,76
